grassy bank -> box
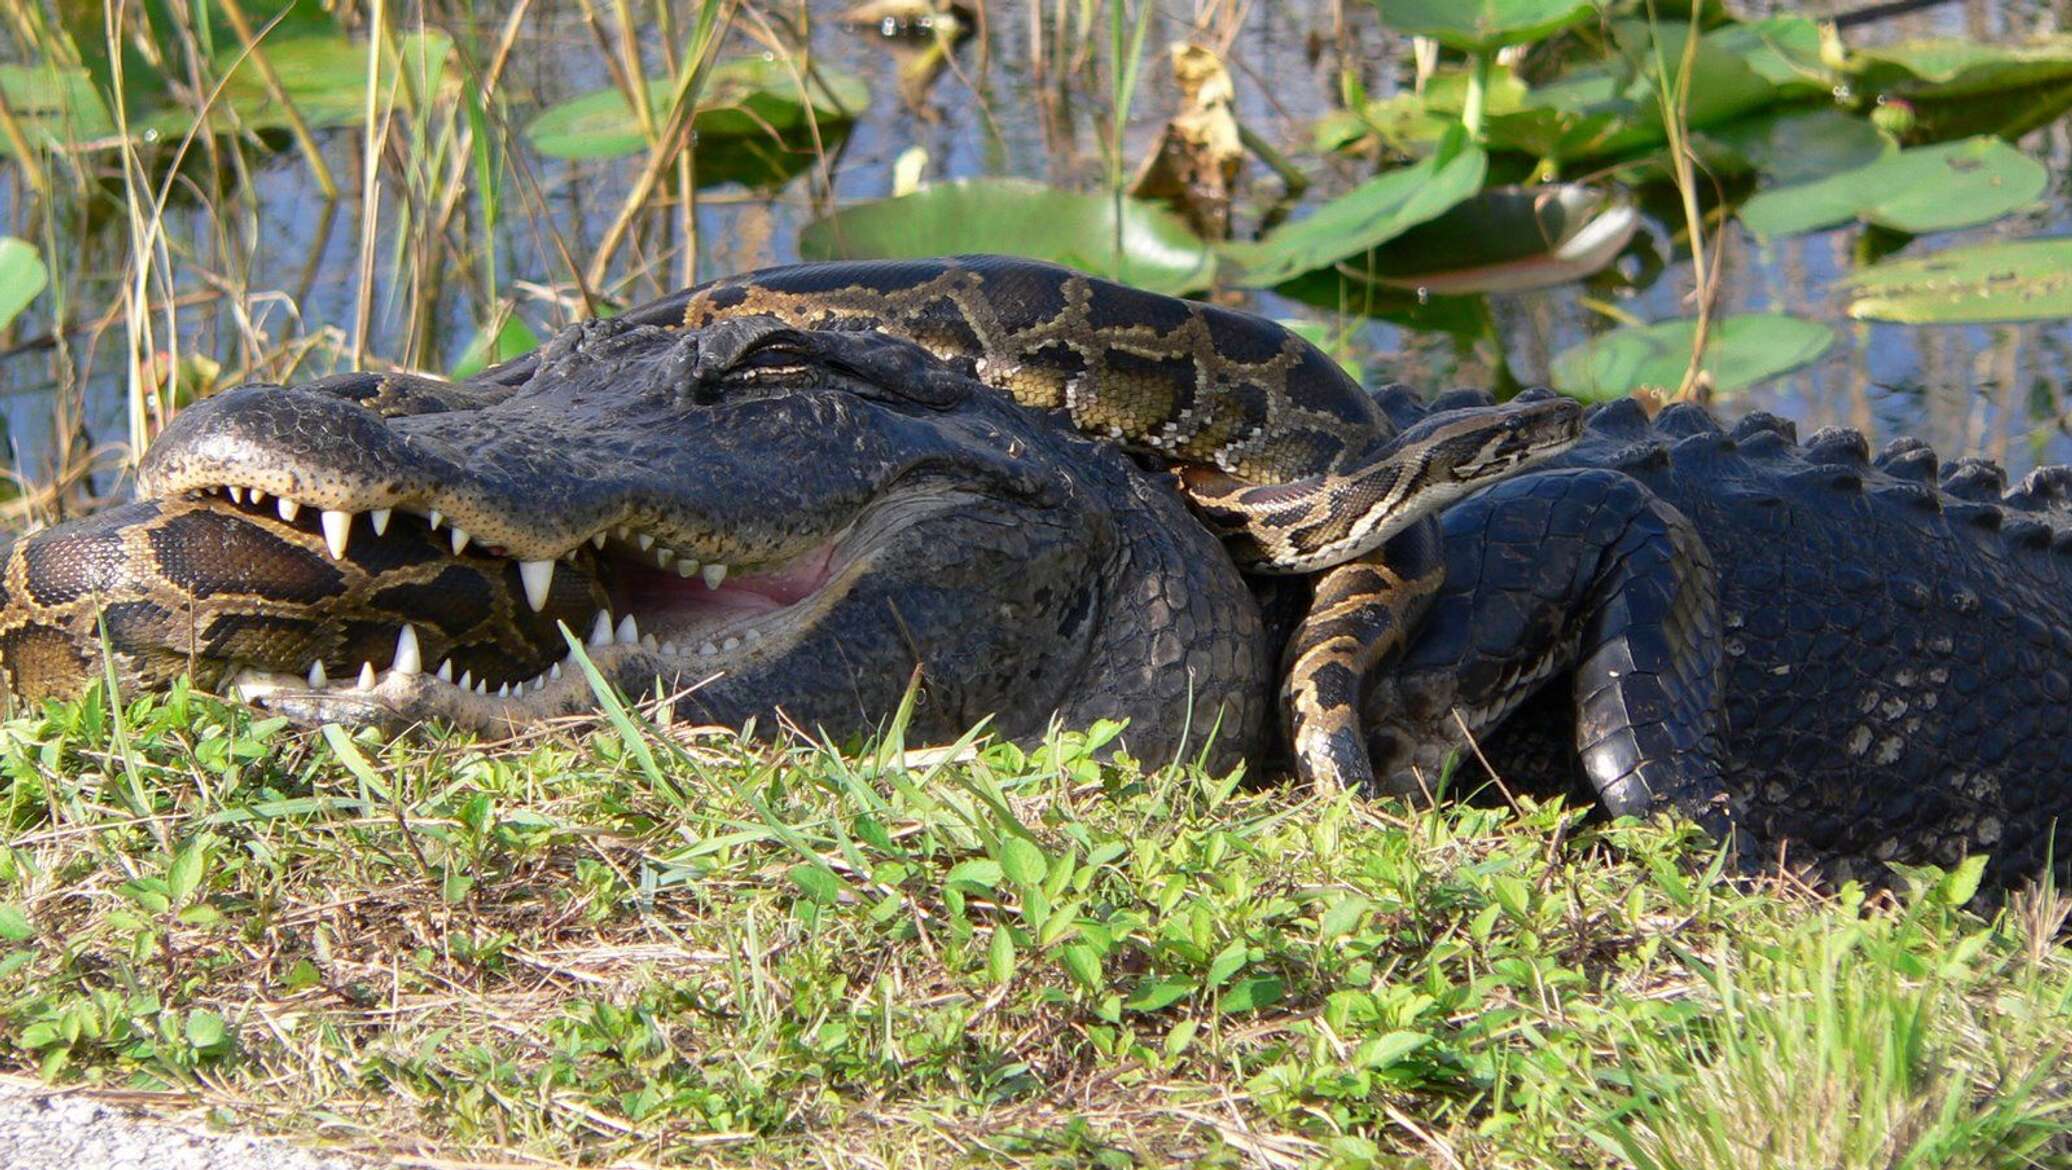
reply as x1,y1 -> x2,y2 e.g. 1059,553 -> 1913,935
0,684 -> 2065,1168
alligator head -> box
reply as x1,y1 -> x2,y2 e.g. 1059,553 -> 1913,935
0,317 -> 1272,762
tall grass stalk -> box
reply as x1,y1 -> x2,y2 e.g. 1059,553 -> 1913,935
1646,3 -> 1719,401
1105,0 -> 1154,271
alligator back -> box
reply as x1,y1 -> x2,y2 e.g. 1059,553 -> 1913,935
1370,389 -> 2072,889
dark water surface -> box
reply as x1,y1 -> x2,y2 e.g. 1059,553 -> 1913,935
2,0 -> 2070,489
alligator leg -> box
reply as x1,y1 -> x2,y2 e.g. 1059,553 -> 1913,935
1282,518 -> 1444,791
1365,468 -> 1734,838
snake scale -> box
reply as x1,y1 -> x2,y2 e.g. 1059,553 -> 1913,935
1,256 -> 1581,788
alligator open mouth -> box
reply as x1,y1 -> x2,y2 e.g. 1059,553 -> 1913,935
189,478 -> 867,721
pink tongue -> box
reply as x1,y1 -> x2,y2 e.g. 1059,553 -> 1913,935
621,543 -> 837,615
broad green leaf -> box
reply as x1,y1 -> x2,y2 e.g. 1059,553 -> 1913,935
1060,943 -> 1103,989
0,904 -> 30,941
451,315 -> 540,379
944,857 -> 1004,891
999,836 -> 1047,887
1123,976 -> 1195,1013
1343,183 -> 1637,295
1219,974 -> 1285,1013
1551,314 -> 1833,401
1697,107 -> 1890,186
1225,132 -> 1486,288
0,65 -> 116,153
800,177 -> 1216,296
1848,36 -> 2072,99
0,237 -> 48,332
986,926 -> 1015,984
143,33 -> 455,136
525,58 -> 868,159
1739,136 -> 2046,240
183,1009 -> 228,1051
788,862 -> 841,904
1840,240 -> 2072,324
1370,0 -> 1599,53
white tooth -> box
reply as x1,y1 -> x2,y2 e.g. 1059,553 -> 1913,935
745,628 -> 763,642
699,641 -> 718,657
497,682 -> 511,698
307,661 -> 327,688
320,509 -> 352,559
702,563 -> 727,590
277,497 -> 301,523
660,641 -> 680,656
588,610 -> 614,647
587,533 -> 605,550
656,548 -> 675,567
427,509 -> 443,531
531,676 -> 549,693
549,661 -> 562,680
562,550 -> 578,564
615,614 -> 639,644
251,488 -> 268,505
357,661 -> 377,690
392,625 -> 422,676
228,486 -> 245,504
370,508 -> 392,535
676,560 -> 699,578
637,534 -> 655,552
450,527 -> 471,555
518,560 -> 554,611
641,633 -> 658,650
474,679 -> 489,695
722,636 -> 740,652
437,659 -> 454,682
459,670 -> 474,691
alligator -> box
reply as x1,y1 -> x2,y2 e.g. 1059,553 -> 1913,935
1,261 -> 2066,890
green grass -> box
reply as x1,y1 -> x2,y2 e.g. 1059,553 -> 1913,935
0,684 -> 2065,1168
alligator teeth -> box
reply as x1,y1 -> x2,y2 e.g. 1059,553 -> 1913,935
473,679 -> 489,695
640,633 -> 658,650
459,669 -> 474,691
702,563 -> 727,590
699,641 -> 718,657
497,682 -> 511,698
615,614 -> 639,645
656,548 -> 675,567
660,640 -> 680,656
549,661 -> 562,680
357,661 -> 377,690
518,560 -> 554,611
277,497 -> 301,523
676,560 -> 699,578
228,486 -> 245,504
587,610 -> 614,648
450,527 -> 471,556
427,509 -> 444,531
636,534 -> 655,552
370,508 -> 392,535
436,658 -> 454,682
251,488 -> 268,505
745,628 -> 762,642
307,661 -> 327,688
591,533 -> 608,550
392,624 -> 422,676
320,509 -> 353,559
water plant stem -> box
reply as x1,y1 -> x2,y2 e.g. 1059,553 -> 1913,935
1461,48 -> 1492,140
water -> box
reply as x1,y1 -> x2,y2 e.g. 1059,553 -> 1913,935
2,0 -> 2069,494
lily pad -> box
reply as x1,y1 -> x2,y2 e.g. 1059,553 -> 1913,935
452,314 -> 542,379
1697,106 -> 1890,186
0,237 -> 47,332
0,64 -> 115,153
526,58 -> 868,160
147,33 -> 456,136
1737,136 -> 2046,241
1346,184 -> 1637,295
799,178 -> 1216,295
1847,37 -> 2072,99
1551,314 -> 1833,401
1840,239 -> 2072,324
1369,0 -> 1600,54
1224,132 -> 1486,288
